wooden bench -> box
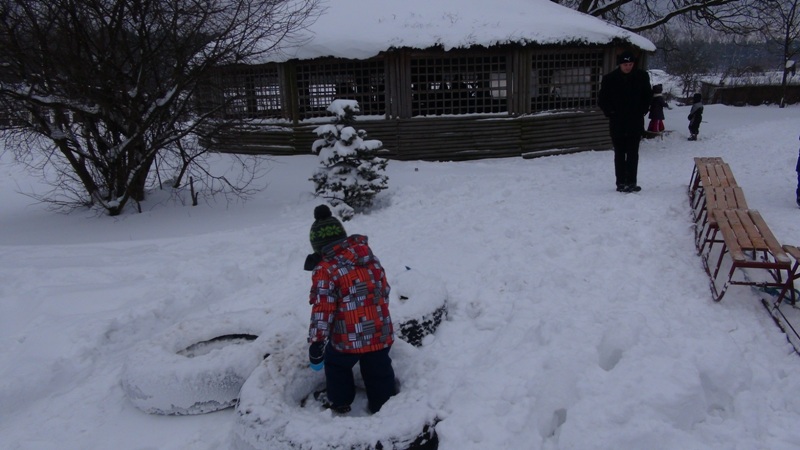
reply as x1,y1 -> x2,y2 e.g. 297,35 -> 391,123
694,186 -> 748,255
688,158 -> 738,218
703,209 -> 793,302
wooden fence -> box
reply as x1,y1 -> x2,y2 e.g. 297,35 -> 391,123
206,111 -> 612,161
701,83 -> 800,106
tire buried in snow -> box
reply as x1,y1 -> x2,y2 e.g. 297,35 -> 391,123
121,309 -> 274,415
232,338 -> 439,449
391,267 -> 448,347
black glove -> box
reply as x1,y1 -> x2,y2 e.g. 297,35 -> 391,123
309,341 -> 325,371
304,253 -> 322,271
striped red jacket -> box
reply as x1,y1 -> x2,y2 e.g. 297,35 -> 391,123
308,234 -> 394,353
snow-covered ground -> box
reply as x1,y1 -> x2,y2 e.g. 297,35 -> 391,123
2,102 -> 800,449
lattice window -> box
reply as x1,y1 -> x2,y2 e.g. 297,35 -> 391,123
295,59 -> 386,119
252,78 -> 282,112
213,65 -> 283,119
531,49 -> 604,112
410,54 -> 508,116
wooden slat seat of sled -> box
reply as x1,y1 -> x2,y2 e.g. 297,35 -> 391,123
688,157 -> 724,202
689,158 -> 737,217
696,162 -> 738,212
695,186 -> 748,255
703,209 -> 792,303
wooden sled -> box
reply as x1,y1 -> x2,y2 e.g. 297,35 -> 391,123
642,130 -> 672,140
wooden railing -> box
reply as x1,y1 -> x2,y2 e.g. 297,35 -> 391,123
203,111 -> 612,161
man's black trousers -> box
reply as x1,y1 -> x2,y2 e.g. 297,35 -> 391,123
612,133 -> 641,187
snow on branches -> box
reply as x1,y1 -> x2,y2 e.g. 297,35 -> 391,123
310,100 -> 389,221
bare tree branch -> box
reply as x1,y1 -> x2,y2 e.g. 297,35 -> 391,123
552,0 -> 761,33
752,0 -> 800,107
0,0 -> 320,215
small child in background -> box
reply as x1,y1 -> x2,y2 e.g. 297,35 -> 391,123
687,93 -> 704,141
647,84 -> 671,133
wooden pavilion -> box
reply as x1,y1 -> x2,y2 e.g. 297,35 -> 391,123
199,0 -> 655,161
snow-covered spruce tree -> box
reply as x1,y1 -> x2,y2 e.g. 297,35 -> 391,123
310,100 -> 388,221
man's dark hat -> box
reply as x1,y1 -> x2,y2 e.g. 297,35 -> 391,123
617,51 -> 637,65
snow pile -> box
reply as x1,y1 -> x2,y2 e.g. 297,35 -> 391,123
390,267 -> 449,347
121,310 -> 277,415
2,104 -> 800,449
232,339 -> 438,449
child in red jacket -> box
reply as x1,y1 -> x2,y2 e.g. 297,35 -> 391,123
306,205 -> 396,414
647,84 -> 671,133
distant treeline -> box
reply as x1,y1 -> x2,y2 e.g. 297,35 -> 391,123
649,40 -> 783,73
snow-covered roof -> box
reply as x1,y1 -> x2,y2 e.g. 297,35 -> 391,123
266,0 -> 656,63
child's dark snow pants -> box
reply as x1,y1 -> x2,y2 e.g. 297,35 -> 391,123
324,344 -> 396,413
689,117 -> 701,136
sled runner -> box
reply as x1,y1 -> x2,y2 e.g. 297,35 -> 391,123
762,296 -> 800,355
642,130 -> 672,140
760,245 -> 800,354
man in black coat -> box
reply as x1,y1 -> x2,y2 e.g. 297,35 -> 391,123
598,50 -> 653,193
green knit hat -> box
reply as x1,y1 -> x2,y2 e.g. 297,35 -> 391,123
309,205 -> 347,253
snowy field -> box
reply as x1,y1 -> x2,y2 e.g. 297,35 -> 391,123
2,102 -> 800,449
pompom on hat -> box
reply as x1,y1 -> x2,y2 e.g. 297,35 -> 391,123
616,51 -> 637,65
309,205 -> 347,253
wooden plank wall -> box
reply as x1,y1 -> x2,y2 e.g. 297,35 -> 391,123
703,84 -> 800,106
206,111 -> 612,161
